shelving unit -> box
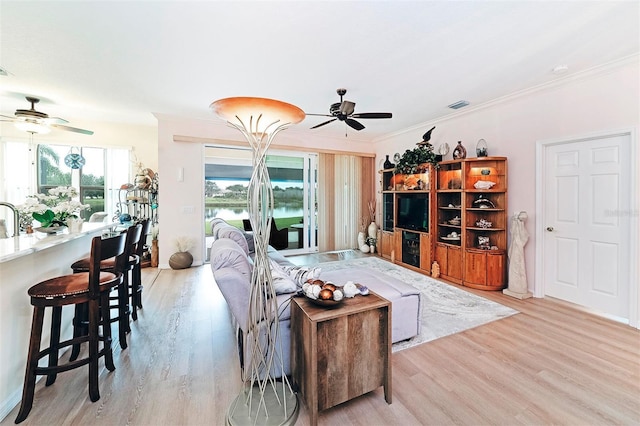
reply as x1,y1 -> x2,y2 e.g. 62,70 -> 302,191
377,157 -> 507,290
378,166 -> 433,273
115,186 -> 158,225
434,157 -> 508,290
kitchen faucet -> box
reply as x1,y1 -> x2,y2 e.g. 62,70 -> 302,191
0,202 -> 20,237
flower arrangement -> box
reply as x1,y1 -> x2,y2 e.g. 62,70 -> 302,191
17,186 -> 90,229
173,236 -> 195,253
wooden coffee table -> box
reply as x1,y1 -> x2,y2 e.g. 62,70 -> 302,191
290,292 -> 392,426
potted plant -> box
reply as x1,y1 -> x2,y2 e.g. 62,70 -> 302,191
394,143 -> 439,175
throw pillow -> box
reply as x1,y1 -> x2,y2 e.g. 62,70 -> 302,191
269,259 -> 297,294
281,265 -> 322,287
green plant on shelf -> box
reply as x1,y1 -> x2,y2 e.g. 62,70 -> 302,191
394,143 -> 439,174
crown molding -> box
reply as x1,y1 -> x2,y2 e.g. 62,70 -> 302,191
374,53 -> 640,144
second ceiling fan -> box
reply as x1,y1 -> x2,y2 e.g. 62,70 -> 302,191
307,88 -> 392,131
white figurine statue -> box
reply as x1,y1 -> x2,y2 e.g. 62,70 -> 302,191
504,211 -> 532,299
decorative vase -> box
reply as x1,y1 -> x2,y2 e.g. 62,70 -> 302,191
453,141 -> 467,159
369,244 -> 376,254
476,139 -> 488,157
169,251 -> 193,269
151,240 -> 159,267
359,244 -> 370,253
367,221 -> 378,239
357,231 -> 366,247
383,155 -> 394,169
66,217 -> 84,234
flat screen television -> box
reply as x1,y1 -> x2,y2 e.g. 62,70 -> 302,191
396,193 -> 429,232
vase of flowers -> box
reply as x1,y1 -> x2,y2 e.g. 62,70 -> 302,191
18,186 -> 90,232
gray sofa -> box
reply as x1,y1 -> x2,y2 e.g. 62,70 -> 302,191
209,218 -> 421,378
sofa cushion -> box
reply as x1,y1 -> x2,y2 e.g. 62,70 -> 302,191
216,225 -> 250,254
210,238 -> 252,277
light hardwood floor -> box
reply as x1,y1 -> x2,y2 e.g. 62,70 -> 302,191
3,252 -> 639,425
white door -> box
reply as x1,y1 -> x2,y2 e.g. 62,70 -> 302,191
543,133 -> 631,318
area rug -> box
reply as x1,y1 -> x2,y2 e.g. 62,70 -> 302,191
316,257 -> 518,352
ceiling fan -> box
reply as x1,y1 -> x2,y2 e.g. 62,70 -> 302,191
0,96 -> 94,135
307,88 -> 392,131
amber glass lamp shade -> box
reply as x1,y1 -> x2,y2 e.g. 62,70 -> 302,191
210,97 -> 305,135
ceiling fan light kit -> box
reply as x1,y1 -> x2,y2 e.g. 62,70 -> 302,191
14,121 -> 51,134
308,88 -> 392,132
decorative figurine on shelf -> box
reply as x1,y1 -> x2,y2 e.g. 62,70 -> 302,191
418,126 -> 436,146
453,141 -> 467,159
476,138 -> 488,157
478,235 -> 491,250
431,261 -> 440,278
383,155 -> 394,169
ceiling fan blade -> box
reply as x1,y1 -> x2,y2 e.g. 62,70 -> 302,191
351,112 -> 393,119
305,113 -> 333,117
50,123 -> 94,135
310,118 -> 337,129
340,101 -> 355,116
345,118 -> 365,131
0,114 -> 17,121
44,117 -> 69,125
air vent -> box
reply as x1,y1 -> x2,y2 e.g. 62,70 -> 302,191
448,100 -> 469,110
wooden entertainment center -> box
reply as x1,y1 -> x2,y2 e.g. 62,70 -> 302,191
378,157 -> 508,290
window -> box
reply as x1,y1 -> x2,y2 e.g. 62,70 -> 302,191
1,140 -> 129,218
37,145 -> 106,220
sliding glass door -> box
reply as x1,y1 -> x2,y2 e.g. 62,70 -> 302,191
204,146 -> 318,256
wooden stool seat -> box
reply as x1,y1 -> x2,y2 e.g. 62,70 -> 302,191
29,272 -> 119,301
15,233 -> 126,424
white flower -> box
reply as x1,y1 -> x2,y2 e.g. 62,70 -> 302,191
174,236 -> 195,253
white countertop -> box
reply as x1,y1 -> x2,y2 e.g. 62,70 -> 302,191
0,222 -> 116,263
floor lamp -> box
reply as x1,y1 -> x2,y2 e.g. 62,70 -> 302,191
211,97 -> 305,425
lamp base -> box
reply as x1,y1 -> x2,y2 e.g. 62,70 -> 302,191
227,384 -> 299,426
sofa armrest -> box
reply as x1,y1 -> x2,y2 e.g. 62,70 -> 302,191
213,268 -> 250,332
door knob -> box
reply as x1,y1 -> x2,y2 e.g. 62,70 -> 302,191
546,226 -> 554,232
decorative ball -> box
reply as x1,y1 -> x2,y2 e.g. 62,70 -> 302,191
333,289 -> 344,301
360,244 -> 370,253
322,283 -> 336,291
319,289 -> 333,300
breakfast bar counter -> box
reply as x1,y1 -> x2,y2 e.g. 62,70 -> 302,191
0,222 -> 115,421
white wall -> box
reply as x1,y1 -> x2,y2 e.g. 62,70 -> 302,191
0,119 -> 157,169
373,58 -> 640,296
156,115 -> 374,268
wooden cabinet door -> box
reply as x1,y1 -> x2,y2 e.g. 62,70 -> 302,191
486,252 -> 506,287
420,233 -> 431,272
464,250 -> 487,286
380,231 -> 393,259
392,230 -> 403,263
448,246 -> 463,280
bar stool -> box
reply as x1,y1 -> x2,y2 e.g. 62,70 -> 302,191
15,233 -> 126,424
69,223 -> 142,359
131,219 -> 151,320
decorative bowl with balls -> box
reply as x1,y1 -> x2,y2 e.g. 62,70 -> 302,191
300,279 -> 345,308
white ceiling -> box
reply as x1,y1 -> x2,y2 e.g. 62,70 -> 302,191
1,1 -> 638,142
